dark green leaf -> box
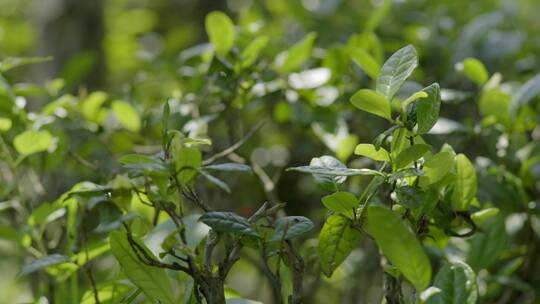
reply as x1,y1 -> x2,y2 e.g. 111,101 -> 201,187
394,144 -> 431,169
19,254 -> 70,276
416,83 -> 441,134
394,186 -> 424,209
199,212 -> 259,237
271,216 -> 314,241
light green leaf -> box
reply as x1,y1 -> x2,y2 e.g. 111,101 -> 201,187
0,117 -> 12,132
321,191 -> 359,218
19,254 -> 70,276
271,216 -> 314,241
280,32 -> 316,73
460,58 -> 488,86
451,154 -> 477,210
349,48 -> 380,79
205,11 -> 235,56
394,143 -> 431,169
81,91 -> 107,122
0,56 -> 52,72
241,36 -> 269,67
479,89 -> 511,126
174,147 -> 202,185
350,89 -> 392,120
80,282 -> 131,304
471,208 -> 499,225
199,212 -> 259,237
376,45 -> 418,101
111,100 -> 141,132
426,261 -> 478,304
109,231 -> 175,304
416,83 -> 441,134
354,143 -> 390,162
14,130 -> 55,156
318,215 -> 361,277
420,152 -> 454,186
366,205 -> 431,290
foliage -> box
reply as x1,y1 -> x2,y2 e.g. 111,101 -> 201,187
1,1 -> 540,303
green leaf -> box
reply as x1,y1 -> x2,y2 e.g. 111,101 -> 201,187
388,168 -> 425,183
416,83 -> 441,134
111,100 -> 141,133
426,261 -> 478,304
420,152 -> 454,186
354,143 -> 390,162
376,45 -> 418,101
280,32 -> 316,73
479,89 -> 511,126
271,216 -> 314,241
467,217 -> 507,271
241,36 -> 269,68
321,191 -> 359,219
366,205 -> 431,290
318,215 -> 361,277
205,11 -> 235,56
459,58 -> 488,86
199,212 -> 259,237
199,170 -> 231,193
0,117 -> 12,132
81,91 -> 107,122
471,208 -> 499,225
109,232 -> 175,304
394,186 -> 424,209
19,254 -> 70,276
349,48 -> 380,79
0,56 -> 52,72
288,165 -> 384,177
510,72 -> 540,115
14,130 -> 55,156
80,282 -> 131,304
174,147 -> 202,185
203,163 -> 252,172
451,154 -> 477,210
350,89 -> 392,120
289,155 -> 346,191
394,144 -> 431,169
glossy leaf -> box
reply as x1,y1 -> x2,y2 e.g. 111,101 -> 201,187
420,152 -> 454,186
451,154 -> 477,210
109,232 -> 175,304
205,11 -> 235,56
354,143 -> 390,162
350,89 -> 392,120
199,212 -> 259,237
426,261 -> 478,304
19,254 -> 70,276
376,45 -> 418,101
366,205 -> 431,290
271,216 -> 314,241
203,163 -> 252,172
319,215 -> 361,277
416,83 -> 441,134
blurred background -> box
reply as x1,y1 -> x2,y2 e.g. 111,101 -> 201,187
1,0 -> 540,303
